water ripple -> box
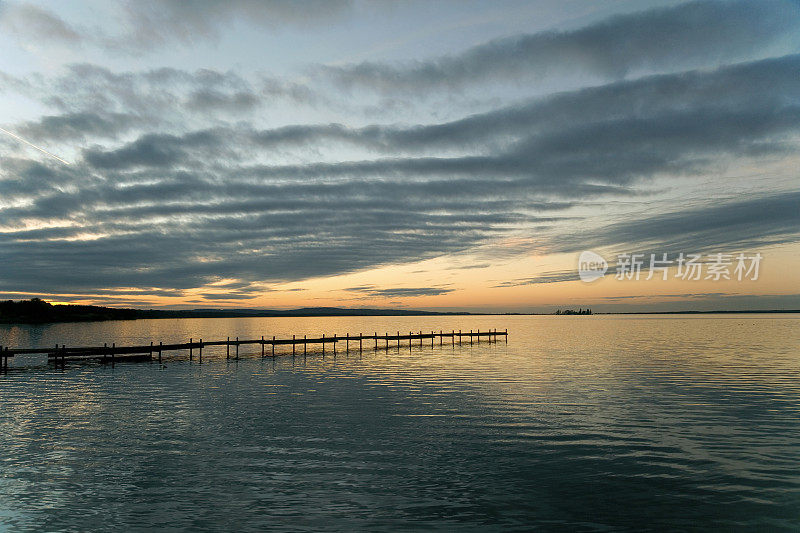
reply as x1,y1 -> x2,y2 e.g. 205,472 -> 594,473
1,315 -> 799,531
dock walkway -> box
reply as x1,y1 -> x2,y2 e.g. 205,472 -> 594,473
0,328 -> 508,369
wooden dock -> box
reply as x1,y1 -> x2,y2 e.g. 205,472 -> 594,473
0,328 -> 507,369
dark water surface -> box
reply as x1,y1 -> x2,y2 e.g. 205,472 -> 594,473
1,315 -> 799,531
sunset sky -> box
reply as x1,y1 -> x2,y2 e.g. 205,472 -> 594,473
1,0 -> 799,312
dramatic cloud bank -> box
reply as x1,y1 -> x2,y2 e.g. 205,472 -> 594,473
1,0 -> 799,306
323,0 -> 800,92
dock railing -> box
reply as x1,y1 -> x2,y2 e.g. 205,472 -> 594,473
0,328 -> 508,368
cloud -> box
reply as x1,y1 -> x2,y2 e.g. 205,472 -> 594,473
16,112 -> 141,142
0,1 -> 357,52
495,188 -> 800,287
8,51 -> 798,153
494,270 -> 580,287
446,263 -> 492,270
185,89 -> 261,113
116,0 -> 353,49
346,286 -> 455,298
2,63 -> 309,117
0,158 -> 534,294
549,190 -> 800,255
217,54 -> 800,156
0,2 -> 82,44
84,98 -> 800,190
77,55 -> 800,184
200,293 -> 259,300
322,0 -> 800,93
2,50 -> 800,300
81,129 -> 228,169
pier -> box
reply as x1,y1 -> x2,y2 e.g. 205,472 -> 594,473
0,328 -> 507,369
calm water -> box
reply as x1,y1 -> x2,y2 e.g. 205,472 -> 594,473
1,314 -> 799,531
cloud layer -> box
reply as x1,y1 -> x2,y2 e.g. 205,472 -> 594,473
1,1 -> 799,304
323,0 -> 800,93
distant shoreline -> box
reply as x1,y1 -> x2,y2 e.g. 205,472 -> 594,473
0,299 -> 488,325
0,299 -> 798,325
598,309 -> 800,315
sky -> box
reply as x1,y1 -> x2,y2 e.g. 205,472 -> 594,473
0,0 -> 799,313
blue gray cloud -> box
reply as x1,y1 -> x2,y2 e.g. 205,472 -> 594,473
346,286 -> 455,298
0,0 -> 355,49
1,1 -> 799,303
550,190 -> 800,255
323,0 -> 800,93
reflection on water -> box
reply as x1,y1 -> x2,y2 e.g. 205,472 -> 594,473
1,315 -> 800,531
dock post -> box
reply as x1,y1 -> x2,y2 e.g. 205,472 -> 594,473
419,331 -> 422,347
322,334 -> 325,356
199,339 -> 203,362
477,329 -> 480,344
470,330 -> 473,345
333,334 -> 336,355
505,328 -> 508,343
189,338 -> 193,360
158,341 -> 162,363
261,336 -> 265,357
272,336 -> 275,357
359,333 -> 362,353
431,331 -> 434,348
111,342 -> 115,364
226,337 -> 230,359
385,333 -> 388,350
150,341 -> 153,360
235,337 -> 239,360
346,333 -> 349,352
452,330 -> 455,347
440,330 -> 442,346
292,335 -> 296,357
304,335 -> 307,355
409,331 -> 412,351
374,332 -> 377,350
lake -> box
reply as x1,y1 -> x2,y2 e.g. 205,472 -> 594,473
1,314 -> 799,531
